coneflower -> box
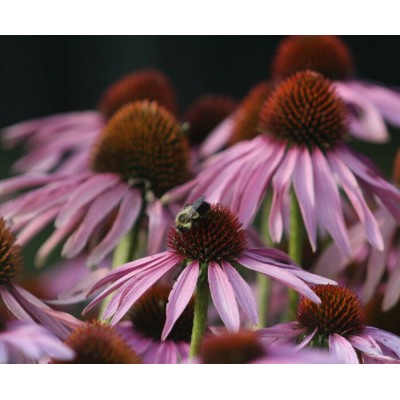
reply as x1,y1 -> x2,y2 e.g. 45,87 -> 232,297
2,69 -> 178,174
0,100 -> 193,265
260,285 -> 400,363
84,201 -> 334,355
181,71 -> 400,257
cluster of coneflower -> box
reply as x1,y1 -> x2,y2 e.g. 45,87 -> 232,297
1,35 -> 400,364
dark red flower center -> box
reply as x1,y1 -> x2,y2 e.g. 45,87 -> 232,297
297,285 -> 365,338
184,94 -> 237,145
271,35 -> 355,82
229,81 -> 272,146
53,321 -> 141,364
199,331 -> 266,364
90,100 -> 191,197
98,69 -> 178,119
126,285 -> 194,342
0,218 -> 22,286
167,203 -> 248,263
259,71 -> 348,149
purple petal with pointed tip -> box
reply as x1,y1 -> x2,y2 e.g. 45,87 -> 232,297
208,262 -> 240,331
162,261 -> 199,341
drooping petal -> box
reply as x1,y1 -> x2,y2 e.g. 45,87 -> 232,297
364,326 -> 400,358
348,333 -> 383,357
87,189 -> 143,267
199,114 -> 235,158
312,148 -> 351,256
161,261 -> 199,341
269,147 -> 297,243
238,138 -> 285,227
258,321 -> 305,338
55,173 -> 120,227
238,254 -> 321,304
329,333 -> 359,364
347,81 -> 400,126
328,151 -> 383,250
292,147 -> 317,251
109,260 -> 178,324
221,261 -> 258,325
335,82 -> 389,142
62,183 -> 128,258
208,261 -> 240,331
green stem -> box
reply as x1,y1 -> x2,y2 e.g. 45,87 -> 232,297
286,192 -> 303,321
256,274 -> 270,328
99,228 -> 137,321
189,276 -> 210,358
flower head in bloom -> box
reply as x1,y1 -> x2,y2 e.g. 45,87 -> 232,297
182,71 -> 400,256
0,218 -> 74,339
85,201 -> 334,335
259,285 -> 400,363
193,330 -> 339,364
271,35 -> 397,143
0,100 -> 193,265
118,285 -> 194,363
200,36 -> 393,158
52,320 -> 141,364
0,320 -> 74,363
2,69 -> 177,174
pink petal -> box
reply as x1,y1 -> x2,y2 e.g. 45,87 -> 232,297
86,188 -> 142,267
221,261 -> 258,325
161,261 -> 199,341
329,333 -> 359,363
55,173 -> 120,228
199,114 -> 235,158
335,82 -> 389,142
312,148 -> 351,256
208,261 -> 240,331
109,260 -> 178,324
328,151 -> 383,250
269,147 -> 297,243
62,183 -> 128,258
258,321 -> 305,338
364,326 -> 400,358
238,254 -> 321,304
292,147 -> 317,251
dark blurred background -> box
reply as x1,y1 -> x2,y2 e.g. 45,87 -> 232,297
1,36 -> 399,171
0,36 -> 399,273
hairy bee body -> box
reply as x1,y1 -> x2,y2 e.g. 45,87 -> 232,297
175,196 -> 210,232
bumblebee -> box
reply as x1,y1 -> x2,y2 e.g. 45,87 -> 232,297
175,196 -> 210,232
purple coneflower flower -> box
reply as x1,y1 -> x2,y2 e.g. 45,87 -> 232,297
0,99 -> 193,265
182,71 -> 400,256
192,330 -> 339,364
0,320 -> 74,363
201,35 -> 392,158
51,320 -> 141,364
85,202 -> 334,335
259,285 -> 400,363
0,218 -> 74,339
118,285 -> 194,364
2,69 -> 178,174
